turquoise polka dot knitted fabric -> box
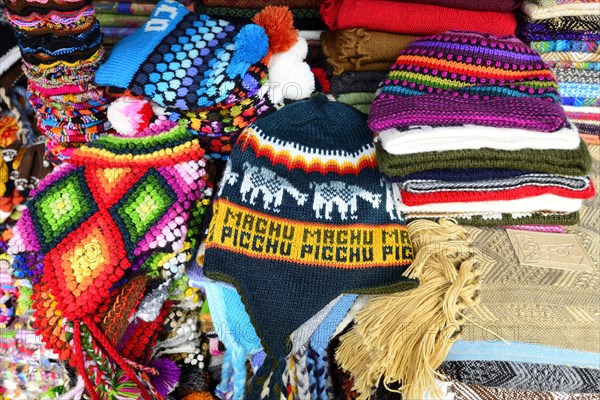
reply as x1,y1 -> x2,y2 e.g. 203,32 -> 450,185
96,0 -> 269,110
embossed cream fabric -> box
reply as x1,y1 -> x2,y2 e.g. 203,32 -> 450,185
460,145 -> 599,353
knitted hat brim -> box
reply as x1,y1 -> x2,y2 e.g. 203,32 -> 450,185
378,123 -> 580,155
375,140 -> 591,177
369,94 -> 568,133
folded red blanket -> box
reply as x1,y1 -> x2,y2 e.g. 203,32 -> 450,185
390,0 -> 519,12
321,0 -> 517,36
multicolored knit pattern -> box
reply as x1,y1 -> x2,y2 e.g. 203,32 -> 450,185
559,81 -> 600,98
15,20 -> 102,64
183,93 -> 275,167
552,67 -> 600,83
517,15 -> 600,41
23,48 -> 106,91
565,108 -> 600,143
9,119 -> 213,399
4,1 -> 96,35
96,0 -> 270,111
10,119 -> 209,318
530,39 -> 600,53
546,60 -> 600,70
369,31 -> 568,133
204,95 -> 417,397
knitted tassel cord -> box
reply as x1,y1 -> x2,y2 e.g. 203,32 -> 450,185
72,321 -> 101,400
82,316 -> 154,400
335,219 -> 480,400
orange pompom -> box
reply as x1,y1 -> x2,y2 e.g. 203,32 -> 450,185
252,6 -> 298,55
182,392 -> 216,400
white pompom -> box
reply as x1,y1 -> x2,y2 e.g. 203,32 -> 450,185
107,96 -> 155,136
260,37 -> 315,103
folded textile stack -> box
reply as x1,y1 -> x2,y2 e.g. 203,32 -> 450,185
338,186 -> 600,399
94,0 -> 158,47
4,0 -> 114,164
96,0 -> 315,171
518,0 -> 600,144
437,157 -> 599,399
197,0 -> 325,30
368,31 -> 595,226
319,0 -> 520,113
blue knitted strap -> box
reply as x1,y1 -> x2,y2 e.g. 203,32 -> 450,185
95,0 -> 188,89
307,295 -> 358,400
217,348 -> 234,399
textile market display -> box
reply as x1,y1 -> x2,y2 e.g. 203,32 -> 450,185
2,1 -> 600,399
517,0 -> 600,144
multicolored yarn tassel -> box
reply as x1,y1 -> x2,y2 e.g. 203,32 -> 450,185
307,295 -> 357,400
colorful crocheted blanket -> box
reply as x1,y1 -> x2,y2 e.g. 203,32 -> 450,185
9,118 -> 213,399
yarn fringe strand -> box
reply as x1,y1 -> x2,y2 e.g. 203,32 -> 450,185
336,219 -> 480,400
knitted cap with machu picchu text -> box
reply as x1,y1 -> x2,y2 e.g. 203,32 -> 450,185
203,94 -> 417,398
369,30 -> 568,134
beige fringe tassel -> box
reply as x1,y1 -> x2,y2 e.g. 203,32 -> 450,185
335,219 -> 480,400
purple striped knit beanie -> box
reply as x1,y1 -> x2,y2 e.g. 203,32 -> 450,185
369,30 -> 569,133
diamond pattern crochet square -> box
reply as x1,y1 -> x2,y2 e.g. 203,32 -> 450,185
112,169 -> 178,254
10,119 -> 211,321
29,168 -> 98,253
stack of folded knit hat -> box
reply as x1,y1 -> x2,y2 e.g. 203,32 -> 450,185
369,30 -> 595,226
4,0 -> 114,165
96,0 -> 315,170
320,0 -> 520,113
518,0 -> 600,145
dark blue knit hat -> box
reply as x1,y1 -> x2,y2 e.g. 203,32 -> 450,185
203,94 -> 417,398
